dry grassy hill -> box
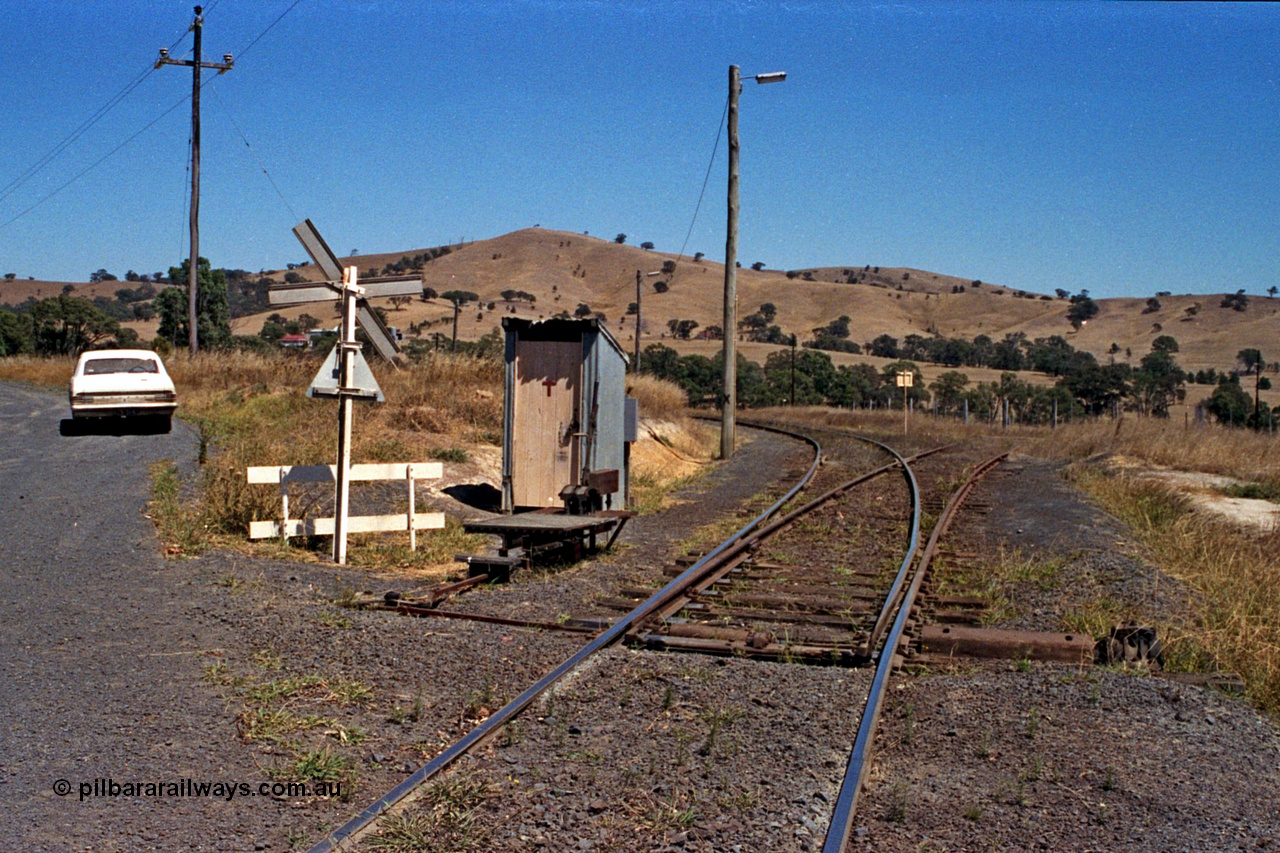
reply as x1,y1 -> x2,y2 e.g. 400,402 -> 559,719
245,227 -> 1276,377
11,228 -> 1276,379
0,278 -> 123,303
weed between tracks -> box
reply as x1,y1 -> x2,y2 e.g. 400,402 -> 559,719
932,547 -> 1070,626
368,778 -> 492,852
193,657 -> 384,801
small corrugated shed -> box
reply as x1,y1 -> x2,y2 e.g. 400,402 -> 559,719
500,317 -> 634,512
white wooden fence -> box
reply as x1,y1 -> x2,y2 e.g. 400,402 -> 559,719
246,462 -> 444,548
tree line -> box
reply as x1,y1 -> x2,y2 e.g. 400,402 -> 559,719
638,333 -> 1278,429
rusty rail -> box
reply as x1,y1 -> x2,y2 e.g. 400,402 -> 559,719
304,422 -> 824,853
624,438 -> 943,652
821,451 -> 1008,853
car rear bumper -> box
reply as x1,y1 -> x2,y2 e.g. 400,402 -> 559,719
70,402 -> 177,419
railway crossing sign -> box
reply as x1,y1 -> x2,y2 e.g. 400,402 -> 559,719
269,219 -> 422,362
269,220 -> 428,564
307,339 -> 384,401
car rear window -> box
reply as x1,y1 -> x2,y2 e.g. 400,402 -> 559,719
83,358 -> 159,375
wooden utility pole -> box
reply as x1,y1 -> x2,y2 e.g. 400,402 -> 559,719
156,6 -> 233,356
451,300 -> 460,352
789,335 -> 797,405
721,65 -> 740,460
634,269 -> 642,370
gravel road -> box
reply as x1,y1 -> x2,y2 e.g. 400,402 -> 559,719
0,382 -> 297,851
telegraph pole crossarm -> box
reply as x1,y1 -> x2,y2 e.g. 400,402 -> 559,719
156,5 -> 234,357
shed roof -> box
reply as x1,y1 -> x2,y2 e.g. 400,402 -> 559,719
501,316 -> 628,364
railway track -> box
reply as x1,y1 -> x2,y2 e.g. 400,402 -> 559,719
306,423 -> 1007,852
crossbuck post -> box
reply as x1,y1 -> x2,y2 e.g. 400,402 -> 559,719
270,220 -> 421,564
333,266 -> 363,564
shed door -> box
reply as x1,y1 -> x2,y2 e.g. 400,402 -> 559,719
512,340 -> 581,507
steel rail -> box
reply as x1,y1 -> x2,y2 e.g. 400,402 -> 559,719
822,451 -> 1008,853
305,423 -> 822,853
628,440 -> 949,642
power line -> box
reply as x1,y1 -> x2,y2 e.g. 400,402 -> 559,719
672,93 -> 730,272
0,28 -> 192,208
179,134 -> 193,267
0,93 -> 191,232
234,0 -> 305,61
0,0 -> 305,232
207,85 -> 299,222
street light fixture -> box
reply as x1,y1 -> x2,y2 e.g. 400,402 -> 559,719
721,66 -> 786,460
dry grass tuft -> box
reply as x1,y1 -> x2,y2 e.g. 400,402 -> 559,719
627,373 -> 688,421
142,350 -> 503,569
1034,417 -> 1280,490
1,347 -> 705,569
0,355 -> 76,386
1072,468 -> 1280,715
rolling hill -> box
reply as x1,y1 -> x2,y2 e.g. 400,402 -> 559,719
6,227 -> 1277,382
241,227 -> 1277,378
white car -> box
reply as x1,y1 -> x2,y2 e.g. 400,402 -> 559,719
68,349 -> 178,429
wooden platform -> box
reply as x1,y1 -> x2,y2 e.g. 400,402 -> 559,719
463,510 -> 633,560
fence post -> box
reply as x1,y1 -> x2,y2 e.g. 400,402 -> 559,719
407,465 -> 417,551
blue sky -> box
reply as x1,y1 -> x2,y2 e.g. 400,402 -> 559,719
0,1 -> 1276,299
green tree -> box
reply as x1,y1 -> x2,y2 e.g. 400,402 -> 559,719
1132,349 -> 1185,416
1061,363 -> 1130,415
1203,377 -> 1252,426
1151,335 -> 1179,353
1221,290 -> 1249,311
990,332 -> 1027,371
29,295 -> 122,355
1237,348 -> 1266,428
158,257 -> 231,350
0,309 -> 33,355
259,321 -> 287,343
929,371 -> 969,413
614,233 -> 627,244
1025,335 -> 1076,376
868,334 -> 899,358
1066,291 -> 1099,329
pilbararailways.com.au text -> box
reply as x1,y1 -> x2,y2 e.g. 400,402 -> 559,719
54,778 -> 341,802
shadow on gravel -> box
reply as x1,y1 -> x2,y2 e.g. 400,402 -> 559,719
443,482 -> 502,512
59,416 -> 172,437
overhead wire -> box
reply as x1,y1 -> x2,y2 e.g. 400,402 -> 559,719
234,0 -> 305,62
179,135 -> 193,265
206,86 -> 299,222
0,93 -> 192,232
0,26 -> 192,208
670,92 -> 730,275
0,0 -> 305,235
